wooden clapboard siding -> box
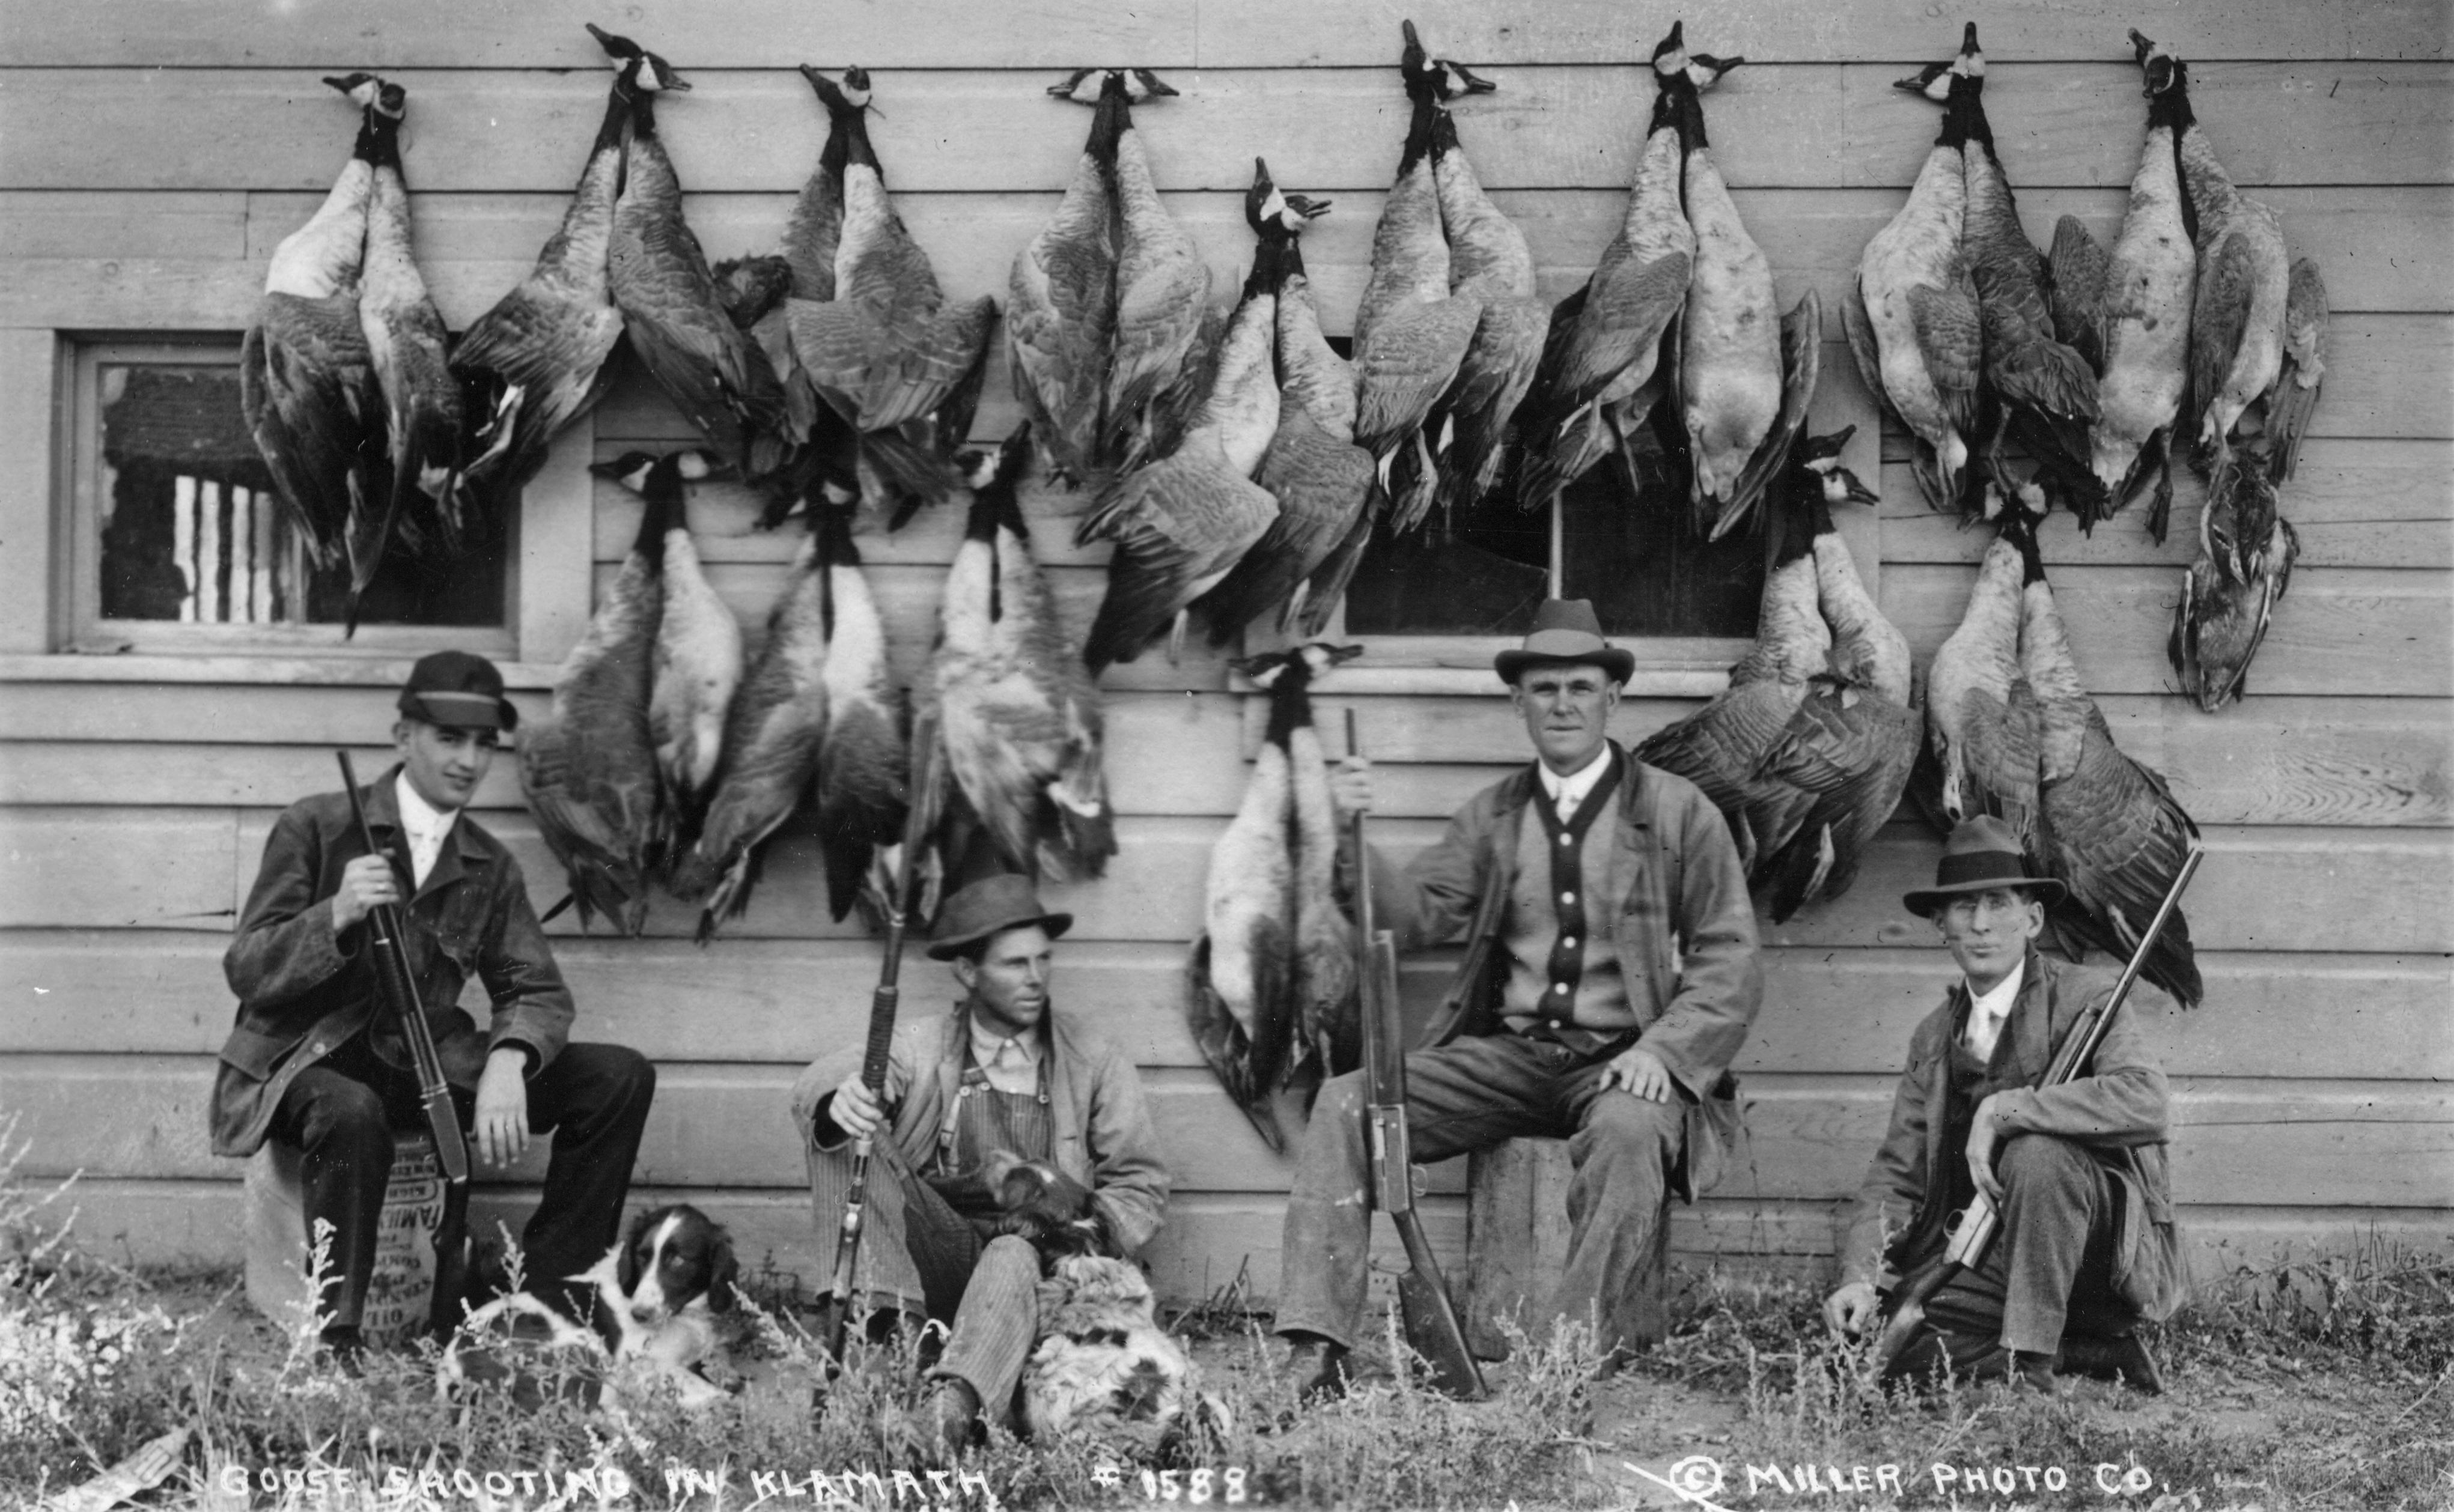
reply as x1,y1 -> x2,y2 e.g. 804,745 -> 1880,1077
1,1 -> 2447,1302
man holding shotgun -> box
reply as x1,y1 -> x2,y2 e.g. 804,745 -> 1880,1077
1825,816 -> 2188,1392
1282,600 -> 1764,1398
790,873 -> 1169,1451
212,652 -> 656,1367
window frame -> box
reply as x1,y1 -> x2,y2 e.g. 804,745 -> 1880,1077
61,333 -> 521,658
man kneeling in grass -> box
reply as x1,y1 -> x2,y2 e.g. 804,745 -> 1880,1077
1825,817 -> 2185,1392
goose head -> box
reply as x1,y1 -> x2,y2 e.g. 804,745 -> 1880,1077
589,449 -> 728,494
373,79 -> 407,122
1396,23 -> 1500,101
587,23 -> 689,93
321,72 -> 383,109
1124,68 -> 1178,102
800,64 -> 872,114
1649,21 -> 1689,82
1046,67 -> 1110,104
1243,159 -> 1333,237
2130,29 -> 2185,97
711,254 -> 793,330
1233,642 -> 1362,692
1800,427 -> 1881,508
1895,25 -> 1980,100
1684,49 -> 1743,91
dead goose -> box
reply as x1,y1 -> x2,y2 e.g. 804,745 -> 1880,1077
593,450 -> 742,837
351,77 -> 464,634
812,499 -> 909,922
2169,450 -> 2298,712
1509,24 -> 1696,512
594,25 -> 790,486
1077,164 -> 1287,673
2012,510 -> 2203,1007
1923,506 -> 2040,842
1009,70 -> 1124,484
1186,642 -> 1359,1152
787,65 -> 998,525
2051,34 -> 2197,539
451,30 -> 629,512
517,469 -> 669,937
1100,69 -> 1211,473
1845,38 -> 1981,517
1351,25 -> 1487,532
669,502 -> 833,941
1195,172 -> 1363,643
240,74 -> 383,579
936,426 -> 1117,881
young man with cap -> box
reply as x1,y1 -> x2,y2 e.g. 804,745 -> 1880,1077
1824,815 -> 2185,1392
789,873 -> 1169,1449
1280,599 -> 1764,1394
213,652 -> 657,1364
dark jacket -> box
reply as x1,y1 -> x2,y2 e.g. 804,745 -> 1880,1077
1357,744 -> 1764,1193
788,1001 -> 1171,1263
1836,949 -> 2187,1320
212,767 -> 574,1159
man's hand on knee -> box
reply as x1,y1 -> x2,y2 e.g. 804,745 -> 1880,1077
473,1048 -> 531,1166
1967,1092 -> 2011,1205
1824,1280 -> 1880,1338
1601,1046 -> 1672,1102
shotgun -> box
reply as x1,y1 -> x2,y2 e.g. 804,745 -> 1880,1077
1345,711 -> 1488,1400
1871,845 -> 2205,1373
335,752 -> 472,1338
821,703 -> 940,1364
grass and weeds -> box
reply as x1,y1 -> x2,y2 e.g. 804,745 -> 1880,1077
3,1129 -> 2446,1510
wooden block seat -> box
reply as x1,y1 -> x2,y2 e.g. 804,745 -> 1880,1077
1460,1135 -> 1669,1361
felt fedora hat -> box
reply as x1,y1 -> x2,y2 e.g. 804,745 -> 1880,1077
397,649 -> 519,732
925,873 -> 1074,960
1902,815 -> 2068,916
1494,598 -> 1636,685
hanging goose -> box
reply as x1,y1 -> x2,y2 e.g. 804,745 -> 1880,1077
1509,24 -> 1696,512
1413,28 -> 1547,515
240,74 -> 383,579
1077,163 -> 1286,673
1008,69 -> 1130,484
812,499 -> 909,921
1185,642 -> 1359,1153
1750,431 -> 1921,920
2158,35 -> 2293,476
594,450 -> 743,840
787,66 -> 998,525
517,467 -> 669,937
934,425 -> 1118,881
1633,454 -> 1832,871
1351,26 -> 1486,533
1670,34 -> 1798,541
1099,70 -> 1212,474
1944,28 -> 2102,515
1845,40 -> 1981,517
2259,260 -> 2329,484
2049,33 -> 2197,539
1923,509 -> 2041,841
669,501 -> 832,942
2169,451 -> 2298,713
351,77 -> 465,634
592,26 -> 790,487
451,30 -> 629,511
1195,172 -> 1367,644
2011,508 -> 2204,1007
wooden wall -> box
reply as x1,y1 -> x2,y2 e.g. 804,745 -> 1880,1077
1,1 -> 2446,1303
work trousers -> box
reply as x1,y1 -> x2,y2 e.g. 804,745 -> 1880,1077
1276,1031 -> 1684,1362
265,1033 -> 656,1331
850,1156 -> 1043,1427
1902,1132 -> 2140,1371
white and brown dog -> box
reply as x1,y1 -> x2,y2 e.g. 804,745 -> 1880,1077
445,1204 -> 740,1413
1021,1253 -> 1226,1453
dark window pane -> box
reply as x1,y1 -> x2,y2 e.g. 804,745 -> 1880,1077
95,360 -> 504,628
1344,498 -> 1551,636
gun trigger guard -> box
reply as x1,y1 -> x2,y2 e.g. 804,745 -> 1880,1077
1408,1164 -> 1429,1200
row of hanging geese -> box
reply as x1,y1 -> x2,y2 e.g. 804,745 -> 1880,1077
1851,25 -> 2327,712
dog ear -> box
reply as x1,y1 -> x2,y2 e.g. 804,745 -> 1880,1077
617,1209 -> 650,1297
706,1229 -> 740,1314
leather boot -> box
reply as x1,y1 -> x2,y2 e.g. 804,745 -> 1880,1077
923,1376 -> 983,1454
1281,1334 -> 1353,1406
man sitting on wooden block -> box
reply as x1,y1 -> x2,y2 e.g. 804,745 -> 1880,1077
1823,816 -> 2185,1392
1281,599 -> 1764,1396
213,651 -> 657,1367
791,874 -> 1171,1451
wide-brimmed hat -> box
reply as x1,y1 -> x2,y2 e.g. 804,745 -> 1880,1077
926,873 -> 1074,960
397,650 -> 519,732
1494,598 -> 1636,685
1903,815 -> 2068,916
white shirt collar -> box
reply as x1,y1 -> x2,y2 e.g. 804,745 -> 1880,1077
967,1009 -> 1043,1095
394,770 -> 460,889
1962,958 -> 2027,1062
1536,743 -> 1615,820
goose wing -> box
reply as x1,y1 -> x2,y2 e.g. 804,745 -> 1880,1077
2263,259 -> 2328,483
1908,264 -> 1984,445
243,296 -> 382,570
1708,290 -> 1822,543
1183,935 -> 1289,1154
1078,452 -> 1278,671
1200,407 -> 1376,643
1352,295 -> 1486,459
1440,290 -> 1550,511
1554,250 -> 1690,413
1753,684 -> 1920,920
2187,225 -> 2261,450
2035,703 -> 2203,1006
2046,215 -> 2110,372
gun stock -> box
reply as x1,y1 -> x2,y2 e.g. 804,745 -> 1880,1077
1870,846 -> 2202,1374
335,752 -> 471,1337
1347,711 -> 1487,1400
